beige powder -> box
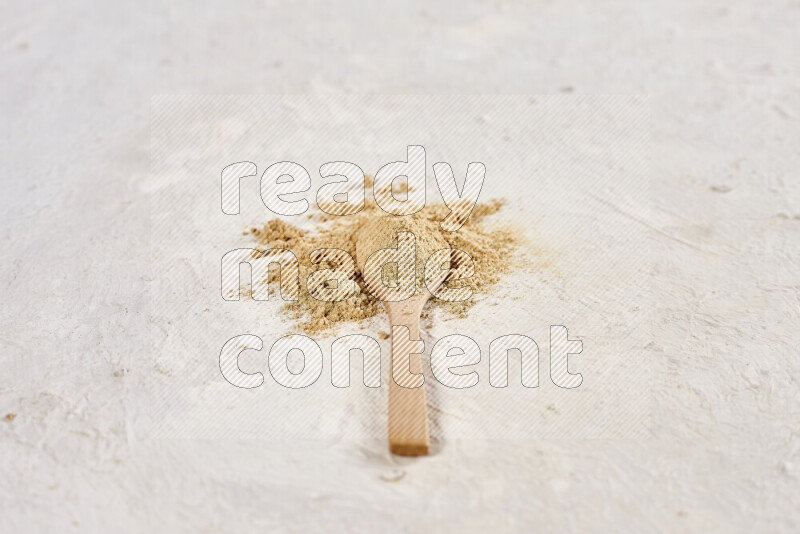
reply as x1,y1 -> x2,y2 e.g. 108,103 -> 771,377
355,214 -> 448,293
248,179 -> 522,334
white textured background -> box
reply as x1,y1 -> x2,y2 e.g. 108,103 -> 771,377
1,1 -> 799,532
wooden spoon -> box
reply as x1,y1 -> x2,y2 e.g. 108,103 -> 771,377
356,216 -> 448,456
382,291 -> 435,456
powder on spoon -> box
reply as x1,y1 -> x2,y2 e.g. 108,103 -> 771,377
355,214 -> 448,295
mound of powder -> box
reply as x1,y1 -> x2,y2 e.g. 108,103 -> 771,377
248,179 -> 521,334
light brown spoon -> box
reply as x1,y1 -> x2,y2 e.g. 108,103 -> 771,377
356,216 -> 448,456
382,291 -> 435,456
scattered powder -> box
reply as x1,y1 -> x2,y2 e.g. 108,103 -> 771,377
248,178 -> 522,334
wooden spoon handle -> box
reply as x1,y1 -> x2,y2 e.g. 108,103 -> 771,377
387,313 -> 430,456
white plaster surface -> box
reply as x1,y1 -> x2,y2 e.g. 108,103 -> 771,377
1,1 -> 799,532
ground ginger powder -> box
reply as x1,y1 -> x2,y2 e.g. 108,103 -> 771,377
248,181 -> 521,334
355,214 -> 448,294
